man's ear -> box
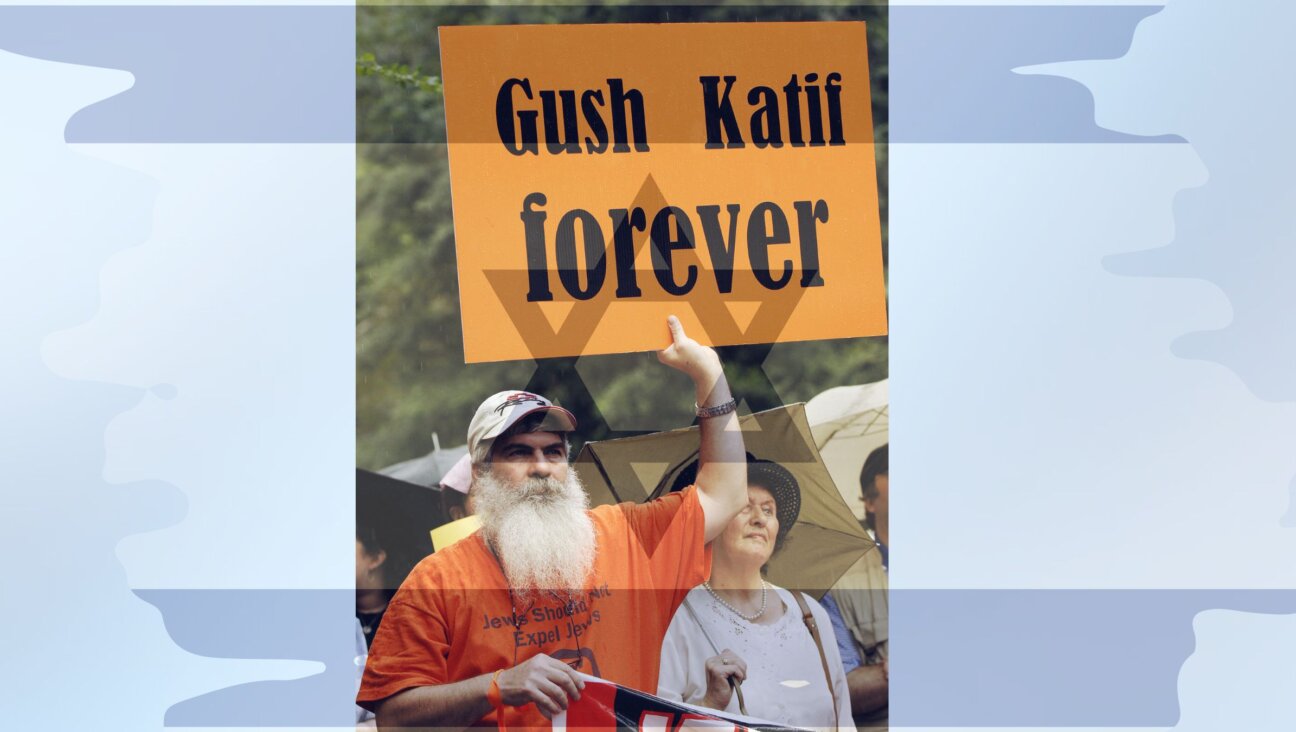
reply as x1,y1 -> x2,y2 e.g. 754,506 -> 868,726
367,548 -> 387,572
448,505 -> 467,522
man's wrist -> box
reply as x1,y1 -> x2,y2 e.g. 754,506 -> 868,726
687,351 -> 724,382
486,670 -> 504,708
691,364 -> 726,397
695,399 -> 738,419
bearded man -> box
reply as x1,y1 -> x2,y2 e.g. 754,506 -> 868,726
358,316 -> 748,729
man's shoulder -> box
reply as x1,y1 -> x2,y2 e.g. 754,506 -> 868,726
588,502 -> 623,519
588,487 -> 692,527
585,502 -> 631,542
599,485 -> 694,517
401,532 -> 493,590
830,547 -> 888,592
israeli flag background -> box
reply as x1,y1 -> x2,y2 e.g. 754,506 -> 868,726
1,0 -> 1293,729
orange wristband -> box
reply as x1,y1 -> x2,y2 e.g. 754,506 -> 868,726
486,670 -> 504,708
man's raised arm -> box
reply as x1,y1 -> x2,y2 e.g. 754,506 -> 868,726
656,315 -> 747,542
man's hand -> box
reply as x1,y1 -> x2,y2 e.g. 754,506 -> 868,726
846,662 -> 888,716
700,649 -> 747,710
496,653 -> 585,719
657,315 -> 723,384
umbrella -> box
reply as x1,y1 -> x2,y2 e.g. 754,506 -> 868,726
805,379 -> 888,521
357,468 -> 446,588
572,404 -> 873,595
379,441 -> 470,488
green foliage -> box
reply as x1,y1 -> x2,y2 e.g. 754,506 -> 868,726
356,52 -> 442,95
358,4 -> 889,469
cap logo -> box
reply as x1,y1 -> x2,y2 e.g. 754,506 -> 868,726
493,392 -> 547,415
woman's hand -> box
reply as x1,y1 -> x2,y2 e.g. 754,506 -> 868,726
700,649 -> 747,710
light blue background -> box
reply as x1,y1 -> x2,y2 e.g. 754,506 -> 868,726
1,1 -> 1293,729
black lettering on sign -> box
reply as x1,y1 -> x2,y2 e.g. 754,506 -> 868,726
608,79 -> 650,153
700,73 -> 847,149
518,195 -> 830,299
783,75 -> 804,146
495,78 -> 649,155
700,75 -> 745,149
581,90 -> 609,154
520,193 -> 553,302
696,204 -> 742,294
748,202 -> 792,290
793,200 -> 828,287
826,72 -> 845,145
650,207 -> 698,296
747,86 -> 782,149
804,73 -> 825,146
554,209 -> 607,301
540,89 -> 582,154
496,78 -> 539,156
608,208 -> 647,298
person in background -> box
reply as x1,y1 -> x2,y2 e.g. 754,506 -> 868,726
439,453 -> 475,521
355,525 -> 406,728
861,445 -> 888,570
355,526 -> 397,649
821,443 -> 889,728
658,457 -> 852,730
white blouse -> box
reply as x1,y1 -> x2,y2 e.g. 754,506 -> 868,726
658,585 -> 853,731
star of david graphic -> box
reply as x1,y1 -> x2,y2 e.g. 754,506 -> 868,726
482,173 -> 813,444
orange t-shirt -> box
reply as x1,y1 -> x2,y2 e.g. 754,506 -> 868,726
358,486 -> 712,728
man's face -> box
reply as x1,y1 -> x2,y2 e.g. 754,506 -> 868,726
864,473 -> 889,525
487,430 -> 569,487
473,430 -> 592,596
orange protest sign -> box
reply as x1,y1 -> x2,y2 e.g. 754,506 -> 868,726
440,22 -> 886,363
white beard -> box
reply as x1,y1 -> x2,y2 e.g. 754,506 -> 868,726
473,467 -> 597,599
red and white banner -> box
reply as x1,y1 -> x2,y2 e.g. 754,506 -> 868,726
554,675 -> 805,732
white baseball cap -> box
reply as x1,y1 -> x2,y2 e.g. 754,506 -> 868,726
467,390 -> 578,461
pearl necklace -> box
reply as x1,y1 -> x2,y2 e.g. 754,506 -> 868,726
703,580 -> 768,621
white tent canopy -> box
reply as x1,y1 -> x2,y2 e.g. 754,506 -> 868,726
805,379 -> 888,521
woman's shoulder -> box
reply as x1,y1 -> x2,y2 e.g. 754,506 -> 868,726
768,583 -> 805,605
770,584 -> 832,620
668,586 -> 711,623
663,587 -> 716,649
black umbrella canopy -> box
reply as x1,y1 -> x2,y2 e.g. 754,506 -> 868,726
379,444 -> 469,488
572,404 -> 872,596
356,468 -> 446,589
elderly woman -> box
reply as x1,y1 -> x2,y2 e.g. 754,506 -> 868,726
658,457 -> 852,730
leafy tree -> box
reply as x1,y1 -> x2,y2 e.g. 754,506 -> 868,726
358,4 -> 888,468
